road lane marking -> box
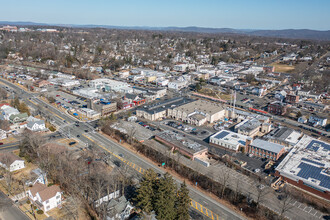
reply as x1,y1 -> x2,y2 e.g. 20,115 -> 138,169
81,133 -> 220,220
0,144 -> 19,150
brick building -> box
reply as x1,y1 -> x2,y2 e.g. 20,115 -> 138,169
248,139 -> 286,161
268,101 -> 287,115
286,94 -> 299,104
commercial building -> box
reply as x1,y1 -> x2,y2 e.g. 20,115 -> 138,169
136,97 -> 193,121
168,80 -> 187,90
155,130 -> 208,160
209,130 -> 251,152
286,94 -> 299,104
264,127 -> 302,148
89,78 -> 132,93
235,118 -> 261,137
248,139 -> 286,161
275,135 -> 330,200
168,99 -> 225,126
268,101 -> 287,115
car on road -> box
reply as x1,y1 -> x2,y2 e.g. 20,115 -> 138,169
84,130 -> 88,132
77,135 -> 80,137
0,143 -> 3,145
118,153 -> 124,158
254,168 -> 261,173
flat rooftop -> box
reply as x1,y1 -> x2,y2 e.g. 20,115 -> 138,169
137,97 -> 193,115
210,130 -> 250,146
156,130 -> 207,155
174,99 -> 225,115
266,127 -> 301,146
235,118 -> 260,132
276,135 -> 330,191
250,139 -> 285,154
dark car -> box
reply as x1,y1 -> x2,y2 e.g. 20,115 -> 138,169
84,130 -> 88,132
77,135 -> 80,137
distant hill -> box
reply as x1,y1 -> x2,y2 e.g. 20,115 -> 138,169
1,21 -> 329,41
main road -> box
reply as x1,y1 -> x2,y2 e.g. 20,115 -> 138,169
0,192 -> 30,220
0,79 -> 245,220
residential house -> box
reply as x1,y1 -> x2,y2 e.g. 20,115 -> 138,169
298,116 -> 308,124
106,196 -> 134,220
95,190 -> 120,207
0,129 -> 7,140
168,80 -> 187,90
9,113 -> 28,124
309,115 -> 327,127
274,90 -> 287,102
0,152 -> 25,172
1,105 -> 19,120
27,120 -> 46,132
27,183 -> 62,212
25,168 -> 48,186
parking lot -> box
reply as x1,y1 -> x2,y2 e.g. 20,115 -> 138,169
111,120 -> 159,142
48,90 -> 87,110
160,120 -> 212,139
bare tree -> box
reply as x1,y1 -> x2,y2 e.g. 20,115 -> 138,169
255,186 -> 269,208
218,168 -> 230,198
279,194 -> 294,219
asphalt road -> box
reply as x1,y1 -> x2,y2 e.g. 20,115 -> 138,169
1,78 -> 325,220
0,192 -> 29,220
0,79 -> 246,220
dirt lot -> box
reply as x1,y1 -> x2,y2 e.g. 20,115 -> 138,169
270,62 -> 295,73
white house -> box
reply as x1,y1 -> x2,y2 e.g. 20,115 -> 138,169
0,152 -> 25,172
1,105 -> 20,120
168,80 -> 187,90
27,183 -> 62,212
26,120 -> 46,132
309,115 -> 327,127
298,116 -> 308,124
0,129 -> 7,140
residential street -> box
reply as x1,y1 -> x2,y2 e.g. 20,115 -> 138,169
0,192 -> 29,220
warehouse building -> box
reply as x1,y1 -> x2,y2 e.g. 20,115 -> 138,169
275,135 -> 330,200
168,99 -> 226,126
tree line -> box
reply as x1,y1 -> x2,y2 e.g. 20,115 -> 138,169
134,169 -> 190,220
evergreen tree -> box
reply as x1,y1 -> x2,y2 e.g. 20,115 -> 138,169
176,181 -> 190,220
154,173 -> 177,220
134,169 -> 157,214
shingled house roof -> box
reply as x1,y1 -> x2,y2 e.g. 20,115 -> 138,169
29,183 -> 61,202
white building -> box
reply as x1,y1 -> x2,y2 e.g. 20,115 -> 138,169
89,78 -> 132,93
168,80 -> 187,90
209,130 -> 250,152
309,115 -> 327,127
0,152 -> 25,172
173,64 -> 188,72
27,183 -> 62,212
27,120 -> 46,132
1,105 -> 19,120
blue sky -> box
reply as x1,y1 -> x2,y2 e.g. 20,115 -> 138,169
0,0 -> 329,30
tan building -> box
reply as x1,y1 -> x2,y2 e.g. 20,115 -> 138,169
168,100 -> 225,126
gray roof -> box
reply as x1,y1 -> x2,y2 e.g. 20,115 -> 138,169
137,97 -> 193,115
251,139 -> 284,154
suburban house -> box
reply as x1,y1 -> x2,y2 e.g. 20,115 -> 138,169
298,116 -> 308,124
0,129 -> 7,140
27,183 -> 62,212
25,168 -> 48,186
0,105 -> 20,120
26,120 -> 46,132
0,152 -> 25,172
9,113 -> 29,124
106,196 -> 134,220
